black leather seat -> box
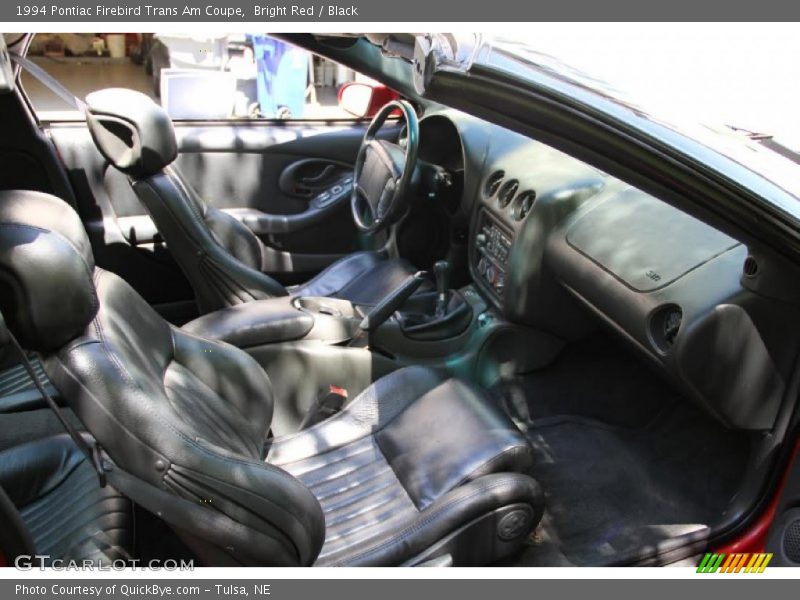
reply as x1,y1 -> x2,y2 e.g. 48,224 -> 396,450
0,190 -> 543,566
268,368 -> 542,565
0,434 -> 132,565
83,88 -> 421,314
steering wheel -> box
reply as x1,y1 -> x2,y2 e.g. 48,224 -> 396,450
351,100 -> 419,234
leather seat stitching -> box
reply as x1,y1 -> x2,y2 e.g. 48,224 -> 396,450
453,444 -> 534,492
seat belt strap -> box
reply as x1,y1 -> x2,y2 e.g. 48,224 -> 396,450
8,52 -> 86,112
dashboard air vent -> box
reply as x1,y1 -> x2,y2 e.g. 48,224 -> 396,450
512,190 -> 537,221
649,304 -> 682,353
497,179 -> 519,208
484,171 -> 505,198
743,255 -> 759,277
663,309 -> 682,346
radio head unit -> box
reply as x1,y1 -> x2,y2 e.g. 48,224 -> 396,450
474,209 -> 513,301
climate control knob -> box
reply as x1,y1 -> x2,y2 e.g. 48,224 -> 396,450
486,264 -> 496,284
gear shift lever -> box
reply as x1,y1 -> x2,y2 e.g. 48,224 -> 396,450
434,260 -> 451,317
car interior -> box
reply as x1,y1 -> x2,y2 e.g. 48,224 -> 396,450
0,32 -> 799,568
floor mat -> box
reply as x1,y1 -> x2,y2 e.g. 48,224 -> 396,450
492,335 -> 751,566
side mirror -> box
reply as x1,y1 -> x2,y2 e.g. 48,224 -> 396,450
338,82 -> 400,118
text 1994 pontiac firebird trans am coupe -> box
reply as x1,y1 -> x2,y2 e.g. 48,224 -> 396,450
0,32 -> 799,568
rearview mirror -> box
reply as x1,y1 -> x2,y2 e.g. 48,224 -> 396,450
338,82 -> 400,118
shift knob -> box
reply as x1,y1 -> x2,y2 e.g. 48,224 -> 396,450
433,260 -> 451,316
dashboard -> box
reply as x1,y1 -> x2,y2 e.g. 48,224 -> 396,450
417,109 -> 800,432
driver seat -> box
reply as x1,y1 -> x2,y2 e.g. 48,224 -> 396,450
84,88 -> 420,314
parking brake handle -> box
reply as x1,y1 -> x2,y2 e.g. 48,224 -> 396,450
357,271 -> 428,333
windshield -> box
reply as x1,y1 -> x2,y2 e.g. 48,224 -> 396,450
453,25 -> 800,204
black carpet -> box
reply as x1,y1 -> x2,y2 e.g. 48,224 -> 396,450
493,335 -> 750,566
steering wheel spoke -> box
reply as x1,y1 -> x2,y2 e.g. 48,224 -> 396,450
353,185 -> 377,221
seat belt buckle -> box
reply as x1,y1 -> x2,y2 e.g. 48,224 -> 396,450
299,385 -> 348,429
328,385 -> 348,398
318,385 -> 348,419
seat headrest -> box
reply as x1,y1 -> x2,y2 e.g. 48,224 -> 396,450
85,88 -> 177,179
0,190 -> 98,351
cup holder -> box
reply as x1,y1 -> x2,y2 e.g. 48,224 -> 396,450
292,296 -> 361,320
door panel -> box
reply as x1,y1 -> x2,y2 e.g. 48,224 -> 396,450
173,148 -> 356,256
47,119 -> 395,321
172,122 -> 383,276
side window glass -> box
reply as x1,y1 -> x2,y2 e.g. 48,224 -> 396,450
22,33 -> 382,121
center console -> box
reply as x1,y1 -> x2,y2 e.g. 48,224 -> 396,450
182,267 -> 479,357
181,250 -> 560,435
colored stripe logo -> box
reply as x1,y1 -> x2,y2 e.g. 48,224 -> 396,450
697,553 -> 773,573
